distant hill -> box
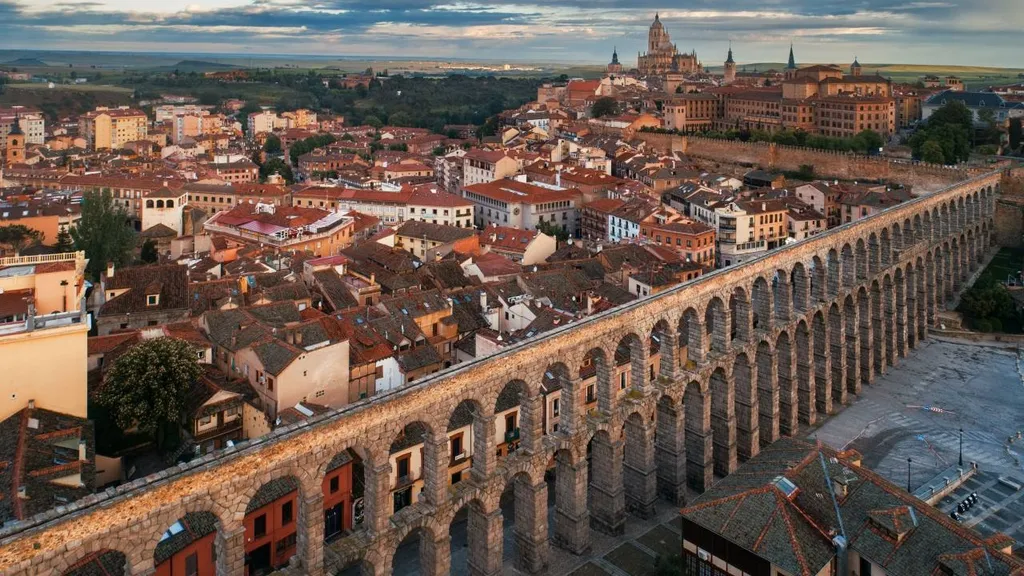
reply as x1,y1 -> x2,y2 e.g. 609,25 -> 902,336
2,58 -> 50,67
156,60 -> 242,73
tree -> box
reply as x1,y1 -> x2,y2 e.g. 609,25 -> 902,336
140,239 -> 159,264
0,224 -> 42,256
98,338 -> 203,449
54,228 -> 74,253
364,115 -> 383,129
920,140 -> 946,164
69,190 -> 137,280
263,134 -> 282,155
1010,118 -> 1023,151
536,220 -> 570,243
853,129 -> 884,154
927,100 -> 973,131
260,158 -> 294,184
590,96 -> 618,118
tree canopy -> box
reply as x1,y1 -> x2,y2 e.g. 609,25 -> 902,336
909,100 -> 973,164
263,134 -> 282,155
591,96 -> 618,118
98,337 -> 204,446
260,158 -> 294,184
0,224 -> 43,256
69,190 -> 136,280
289,133 -> 337,166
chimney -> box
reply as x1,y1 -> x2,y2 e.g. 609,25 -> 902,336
27,399 -> 35,410
480,290 -> 487,310
78,439 -> 87,461
295,331 -> 303,345
762,202 -> 766,211
106,262 -> 114,279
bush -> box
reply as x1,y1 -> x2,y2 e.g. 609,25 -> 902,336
989,318 -> 1003,332
975,319 -> 993,332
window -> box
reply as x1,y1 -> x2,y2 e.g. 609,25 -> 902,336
397,455 -> 411,480
282,500 -> 293,525
450,434 -> 464,460
451,471 -> 461,484
146,294 -> 159,306
330,476 -> 339,494
199,415 -> 212,426
586,385 -> 596,404
254,514 -> 267,538
275,533 -> 297,555
505,412 -> 517,435
267,377 -> 274,391
552,398 -> 560,417
185,552 -> 198,576
620,372 -> 627,390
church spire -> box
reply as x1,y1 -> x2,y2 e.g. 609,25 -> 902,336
726,42 -> 735,64
655,11 -> 659,21
787,43 -> 796,69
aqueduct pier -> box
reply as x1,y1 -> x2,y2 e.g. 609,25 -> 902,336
0,170 -> 1007,576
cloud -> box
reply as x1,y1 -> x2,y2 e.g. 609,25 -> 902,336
0,0 -> 1020,67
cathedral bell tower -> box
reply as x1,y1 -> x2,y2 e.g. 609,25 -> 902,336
5,118 -> 24,167
724,43 -> 737,85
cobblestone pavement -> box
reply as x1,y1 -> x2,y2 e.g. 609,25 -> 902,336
809,338 -> 1024,547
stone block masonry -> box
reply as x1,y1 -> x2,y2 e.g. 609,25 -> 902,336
0,172 -> 1006,576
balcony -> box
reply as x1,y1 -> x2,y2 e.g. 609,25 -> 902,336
504,428 -> 520,444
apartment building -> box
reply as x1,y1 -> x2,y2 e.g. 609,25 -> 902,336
79,107 -> 148,150
462,178 -> 582,237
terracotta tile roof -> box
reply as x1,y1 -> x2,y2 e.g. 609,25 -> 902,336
99,264 -> 189,317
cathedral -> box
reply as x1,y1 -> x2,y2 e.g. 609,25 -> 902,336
637,13 -> 701,76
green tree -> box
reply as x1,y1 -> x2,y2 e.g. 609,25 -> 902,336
69,190 -> 137,280
388,143 -> 408,152
388,111 -> 412,127
364,115 -> 383,129
0,224 -> 43,256
140,239 -> 159,264
590,96 -> 618,118
263,134 -> 282,155
260,158 -> 294,184
927,100 -> 973,131
98,338 -> 203,449
536,220 -> 570,243
853,129 -> 884,153
432,146 -> 447,156
54,228 -> 74,253
920,140 -> 946,164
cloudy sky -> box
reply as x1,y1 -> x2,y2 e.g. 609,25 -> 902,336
1,0 -> 1020,67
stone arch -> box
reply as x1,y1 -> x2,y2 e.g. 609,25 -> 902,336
826,249 -> 840,298
580,346 -> 612,413
388,421 -> 434,515
870,279 -> 885,376
242,474 -> 304,575
791,262 -> 810,314
855,239 -> 868,280
156,199 -> 165,208
499,470 -> 549,573
729,286 -> 752,343
841,295 -> 859,396
858,287 -> 872,385
755,339 -> 778,446
776,331 -> 797,437
901,219 -> 912,250
841,243 -> 856,286
811,255 -> 826,303
795,319 -> 814,426
448,497 -> 503,576
940,203 -> 950,238
705,297 -> 729,355
588,428 -> 625,535
773,269 -> 793,322
923,210 -> 934,243
898,266 -> 911,354
543,362 -> 574,436
733,351 -> 758,462
650,318 -> 673,381
390,523 -> 446,576
868,232 -> 881,274
879,228 -> 892,268
812,311 -> 830,416
145,199 -> 155,209
551,447 -> 589,554
167,199 -> 175,208
827,303 -> 844,407
957,196 -> 966,229
883,274 -> 896,369
614,331 -> 646,392
924,251 -> 936,326
751,276 -> 772,332
151,511 -> 221,576
62,549 -> 129,576
709,367 -> 735,477
655,394 -> 686,504
680,307 -> 703,366
494,380 -> 530,462
684,380 -> 712,492
622,411 -> 657,518
913,214 -> 923,244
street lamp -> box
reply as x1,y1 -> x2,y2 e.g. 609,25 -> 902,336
959,428 -> 964,468
907,457 -> 913,493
